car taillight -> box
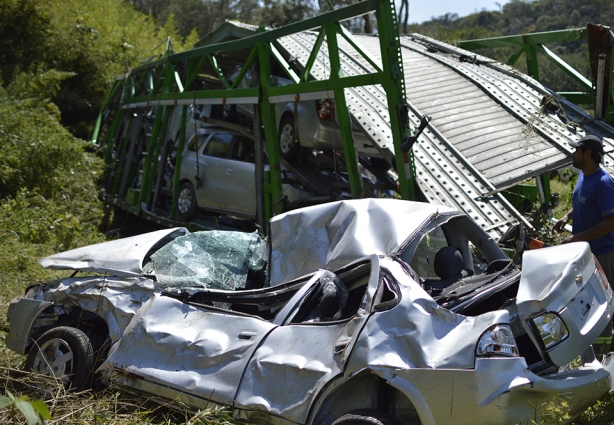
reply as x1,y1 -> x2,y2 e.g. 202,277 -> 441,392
531,312 -> 569,350
476,325 -> 519,357
316,99 -> 334,121
595,257 -> 609,290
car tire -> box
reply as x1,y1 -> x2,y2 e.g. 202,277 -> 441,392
331,409 -> 404,425
177,181 -> 197,220
24,326 -> 94,391
279,115 -> 300,162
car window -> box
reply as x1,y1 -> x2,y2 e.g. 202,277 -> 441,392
408,226 -> 448,281
187,134 -> 207,152
289,262 -> 374,324
203,133 -> 233,158
232,137 -> 255,163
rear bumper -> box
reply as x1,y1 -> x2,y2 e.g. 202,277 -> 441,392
389,357 -> 611,425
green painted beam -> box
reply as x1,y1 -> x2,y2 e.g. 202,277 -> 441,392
325,23 -> 363,198
558,92 -> 594,104
535,44 -> 592,90
458,28 -> 587,50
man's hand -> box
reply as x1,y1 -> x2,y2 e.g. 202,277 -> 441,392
553,218 -> 568,233
553,209 -> 572,234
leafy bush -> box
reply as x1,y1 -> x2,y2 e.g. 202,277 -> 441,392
0,0 -> 199,138
0,71 -> 107,299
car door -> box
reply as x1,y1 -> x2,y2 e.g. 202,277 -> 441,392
196,133 -> 256,217
234,256 -> 381,424
104,293 -> 277,408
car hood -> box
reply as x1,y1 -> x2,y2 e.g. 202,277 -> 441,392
268,199 -> 457,286
39,227 -> 188,276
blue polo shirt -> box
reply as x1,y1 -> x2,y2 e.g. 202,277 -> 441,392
572,168 -> 614,255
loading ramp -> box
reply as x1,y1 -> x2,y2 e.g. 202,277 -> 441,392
269,28 -> 614,238
93,11 -> 614,241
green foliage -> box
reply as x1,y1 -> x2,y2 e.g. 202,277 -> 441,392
0,390 -> 51,425
0,0 -> 198,138
0,79 -> 98,201
0,68 -> 107,298
0,0 -> 49,86
574,392 -> 614,425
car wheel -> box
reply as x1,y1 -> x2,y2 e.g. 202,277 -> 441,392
25,326 -> 94,391
331,409 -> 404,425
279,115 -> 300,162
177,182 -> 197,220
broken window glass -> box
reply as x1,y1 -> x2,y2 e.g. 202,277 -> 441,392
144,230 -> 268,291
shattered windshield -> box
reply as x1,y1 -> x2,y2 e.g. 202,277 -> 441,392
143,230 -> 268,290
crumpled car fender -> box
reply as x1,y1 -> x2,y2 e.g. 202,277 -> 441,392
348,259 -> 509,371
6,298 -> 53,355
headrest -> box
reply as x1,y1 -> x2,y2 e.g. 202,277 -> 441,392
320,288 -> 341,318
433,246 -> 464,279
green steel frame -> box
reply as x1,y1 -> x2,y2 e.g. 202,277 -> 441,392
459,26 -> 614,125
91,0 -> 414,229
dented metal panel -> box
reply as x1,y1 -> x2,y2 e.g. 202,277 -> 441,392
7,199 -> 614,425
39,227 -> 187,276
517,242 -> 612,366
235,257 -> 380,423
102,293 -> 276,406
267,198 -> 455,286
348,259 -> 508,371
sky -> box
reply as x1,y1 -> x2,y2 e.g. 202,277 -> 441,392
403,0 -> 509,24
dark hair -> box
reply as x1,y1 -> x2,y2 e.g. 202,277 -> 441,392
580,146 -> 602,163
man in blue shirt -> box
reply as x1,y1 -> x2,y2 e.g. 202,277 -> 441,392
554,135 -> 614,268
554,134 -> 614,355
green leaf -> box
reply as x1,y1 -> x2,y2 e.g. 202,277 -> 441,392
0,396 -> 12,409
14,397 -> 41,425
30,399 -> 51,420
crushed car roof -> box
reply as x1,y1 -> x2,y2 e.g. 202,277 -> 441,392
268,198 -> 457,285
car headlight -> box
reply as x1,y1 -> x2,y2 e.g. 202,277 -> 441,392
476,325 -> 519,357
532,312 -> 568,349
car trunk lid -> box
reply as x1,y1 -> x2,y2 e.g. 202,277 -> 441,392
516,242 -> 614,367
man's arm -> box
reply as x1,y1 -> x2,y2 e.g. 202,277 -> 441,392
553,208 -> 573,233
563,215 -> 614,243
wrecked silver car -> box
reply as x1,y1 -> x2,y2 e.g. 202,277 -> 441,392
6,199 -> 614,424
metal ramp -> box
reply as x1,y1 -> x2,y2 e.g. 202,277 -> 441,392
273,30 -> 614,239
275,31 -> 532,239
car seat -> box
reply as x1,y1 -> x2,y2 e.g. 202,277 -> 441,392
318,272 -> 348,321
431,246 -> 470,290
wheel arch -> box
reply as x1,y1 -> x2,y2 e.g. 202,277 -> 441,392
26,305 -> 111,358
307,369 -> 428,425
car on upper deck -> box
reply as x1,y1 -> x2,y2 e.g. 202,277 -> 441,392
6,199 -> 614,425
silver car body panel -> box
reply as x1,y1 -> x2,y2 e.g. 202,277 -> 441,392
6,275 -> 157,354
6,298 -> 53,354
386,357 -> 610,425
516,242 -> 614,366
347,259 -> 508,371
6,200 -> 614,425
268,198 -> 456,286
101,292 -> 277,405
38,227 -> 187,276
